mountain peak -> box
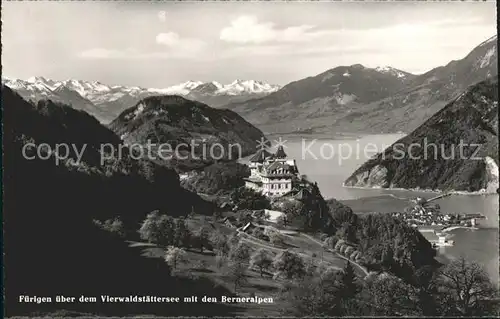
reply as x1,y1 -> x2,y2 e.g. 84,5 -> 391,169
375,66 -> 393,72
478,35 -> 497,48
350,64 -> 366,69
27,76 -> 50,83
183,80 -> 203,87
373,66 -> 414,79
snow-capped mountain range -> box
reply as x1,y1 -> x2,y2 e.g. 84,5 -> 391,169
2,77 -> 281,123
153,79 -> 280,96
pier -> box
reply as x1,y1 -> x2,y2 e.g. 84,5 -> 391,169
417,229 -> 455,247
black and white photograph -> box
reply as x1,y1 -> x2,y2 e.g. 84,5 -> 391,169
2,0 -> 499,317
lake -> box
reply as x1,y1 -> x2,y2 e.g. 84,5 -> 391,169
264,133 -> 499,284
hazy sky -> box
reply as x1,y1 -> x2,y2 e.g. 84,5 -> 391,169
2,1 -> 497,87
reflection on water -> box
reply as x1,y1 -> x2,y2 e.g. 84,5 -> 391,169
262,134 -> 498,283
438,228 -> 499,286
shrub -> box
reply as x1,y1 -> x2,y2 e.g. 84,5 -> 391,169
350,251 -> 360,260
344,246 -> 355,257
269,231 -> 285,246
334,239 -> 345,251
339,244 -> 348,254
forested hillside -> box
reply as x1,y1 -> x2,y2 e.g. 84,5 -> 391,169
2,86 -> 235,316
345,76 -> 499,192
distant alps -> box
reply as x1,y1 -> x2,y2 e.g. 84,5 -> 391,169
2,76 -> 281,123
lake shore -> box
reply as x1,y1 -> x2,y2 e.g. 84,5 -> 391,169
342,184 -> 499,196
280,134 -> 498,284
441,226 -> 479,232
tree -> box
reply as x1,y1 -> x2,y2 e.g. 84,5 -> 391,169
268,231 -> 285,246
227,232 -> 241,249
337,262 -> 362,315
193,225 -> 212,253
280,267 -> 341,316
334,239 -> 345,252
138,211 -> 176,247
282,200 -> 303,216
363,273 -> 418,316
412,265 -> 441,316
164,246 -> 187,270
328,198 -> 355,224
210,233 -> 230,256
138,211 -> 161,243
437,257 -> 498,316
337,221 -> 357,244
94,217 -> 126,237
316,261 -> 330,277
173,218 -> 191,248
108,217 -> 126,237
249,248 -> 273,277
344,246 -> 355,257
229,242 -> 251,264
156,215 -> 176,246
251,227 -> 266,240
323,236 -> 338,250
276,214 -> 288,228
237,210 -> 253,226
225,261 -> 248,292
230,187 -> 270,210
350,250 -> 360,261
215,252 -> 226,269
273,250 -> 306,280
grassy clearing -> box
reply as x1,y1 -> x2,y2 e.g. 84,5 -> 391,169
126,214 -> 368,316
132,242 -> 284,316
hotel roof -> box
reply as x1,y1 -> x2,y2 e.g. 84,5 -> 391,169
273,145 -> 287,159
249,149 -> 273,162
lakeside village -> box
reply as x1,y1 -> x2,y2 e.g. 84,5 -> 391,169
390,196 -> 486,247
238,147 -> 485,249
